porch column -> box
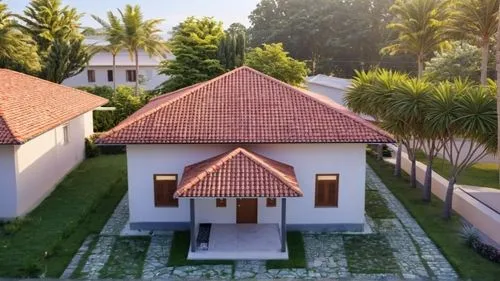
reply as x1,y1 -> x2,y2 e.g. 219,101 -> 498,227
190,199 -> 196,252
281,198 -> 287,252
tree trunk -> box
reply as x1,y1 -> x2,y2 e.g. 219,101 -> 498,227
480,38 -> 489,85
442,177 -> 456,219
410,156 -> 417,188
112,54 -> 116,92
135,49 -> 139,95
377,144 -> 383,160
423,153 -> 433,202
417,53 -> 424,78
394,144 -> 402,177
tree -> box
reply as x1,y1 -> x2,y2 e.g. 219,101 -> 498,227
0,1 -> 40,73
426,81 -> 497,218
447,0 -> 499,85
158,17 -> 225,92
346,69 -> 410,177
18,0 -> 89,82
217,23 -> 247,70
92,12 -> 124,91
245,43 -> 309,86
113,5 -> 168,95
248,0 -> 397,76
424,41 -> 481,82
384,78 -> 432,188
382,0 -> 448,77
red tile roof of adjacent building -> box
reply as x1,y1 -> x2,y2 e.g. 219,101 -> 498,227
0,69 -> 108,144
97,66 -> 393,144
174,147 -> 303,198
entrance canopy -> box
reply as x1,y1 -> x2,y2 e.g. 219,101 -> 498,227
174,147 -> 303,198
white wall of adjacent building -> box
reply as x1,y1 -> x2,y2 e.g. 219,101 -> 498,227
0,111 -> 94,219
126,143 -> 366,229
62,49 -> 172,91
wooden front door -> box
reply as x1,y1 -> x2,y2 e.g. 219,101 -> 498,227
236,198 -> 258,223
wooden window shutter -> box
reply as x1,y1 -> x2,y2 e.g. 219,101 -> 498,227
315,174 -> 339,207
154,175 -> 178,207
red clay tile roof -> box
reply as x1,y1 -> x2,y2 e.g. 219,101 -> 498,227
0,69 -> 108,144
97,66 -> 393,144
174,147 -> 303,198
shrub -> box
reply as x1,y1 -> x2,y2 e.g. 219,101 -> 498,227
88,133 -> 125,155
3,217 -> 32,235
85,137 -> 100,158
461,222 -> 500,263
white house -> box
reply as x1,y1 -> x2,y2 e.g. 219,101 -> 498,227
97,66 -> 393,259
306,74 -> 351,105
62,37 -> 174,90
0,69 -> 107,219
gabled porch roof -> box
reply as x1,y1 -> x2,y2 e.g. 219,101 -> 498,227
174,147 -> 303,198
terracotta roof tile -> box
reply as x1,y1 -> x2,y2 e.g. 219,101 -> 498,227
174,147 -> 302,198
97,66 -> 393,144
0,69 -> 108,144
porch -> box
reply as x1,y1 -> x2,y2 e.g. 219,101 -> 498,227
173,147 -> 303,260
188,223 -> 288,260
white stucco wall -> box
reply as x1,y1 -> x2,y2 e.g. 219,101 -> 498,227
0,111 -> 94,219
0,146 -> 17,219
127,143 -> 366,228
62,66 -> 168,91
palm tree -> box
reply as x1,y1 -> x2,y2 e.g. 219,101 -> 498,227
0,2 -> 40,72
382,0 -> 448,78
115,5 -> 168,95
448,0 -> 499,85
426,81 -> 497,219
92,12 -> 124,91
385,78 -> 432,188
496,2 -> 500,186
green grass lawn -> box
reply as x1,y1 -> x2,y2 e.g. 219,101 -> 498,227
100,237 -> 151,279
415,151 -> 498,189
367,154 -> 500,281
266,232 -> 307,269
343,234 -> 400,274
167,231 -> 234,266
0,154 -> 127,278
365,190 -> 396,219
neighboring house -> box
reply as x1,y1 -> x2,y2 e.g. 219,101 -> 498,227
0,69 -> 108,219
62,37 -> 174,90
97,66 -> 393,259
306,74 -> 351,105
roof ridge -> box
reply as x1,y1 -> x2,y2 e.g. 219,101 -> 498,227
0,68 -> 108,105
175,147 -> 302,197
238,148 -> 302,195
97,67 -> 249,142
243,67 -> 392,141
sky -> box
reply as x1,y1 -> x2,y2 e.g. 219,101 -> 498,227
5,0 -> 260,36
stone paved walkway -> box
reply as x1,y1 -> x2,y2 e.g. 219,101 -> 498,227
367,166 -> 459,280
62,167 -> 459,280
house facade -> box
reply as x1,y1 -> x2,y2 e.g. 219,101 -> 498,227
97,67 -> 393,259
0,69 -> 107,219
62,37 -> 173,90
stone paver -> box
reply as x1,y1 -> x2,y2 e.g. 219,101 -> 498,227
142,235 -> 174,279
100,194 -> 129,236
79,236 -> 116,279
304,232 -> 349,279
367,166 -> 459,280
60,235 -> 96,278
376,219 -> 428,279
